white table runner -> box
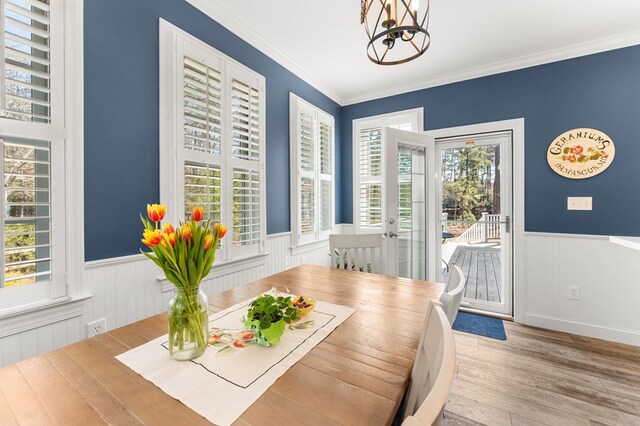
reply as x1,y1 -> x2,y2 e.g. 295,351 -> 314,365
116,293 -> 355,425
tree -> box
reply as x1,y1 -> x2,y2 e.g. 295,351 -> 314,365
441,145 -> 497,222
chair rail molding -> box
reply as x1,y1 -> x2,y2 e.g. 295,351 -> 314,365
0,296 -> 89,339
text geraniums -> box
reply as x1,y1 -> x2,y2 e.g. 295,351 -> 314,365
140,204 -> 227,288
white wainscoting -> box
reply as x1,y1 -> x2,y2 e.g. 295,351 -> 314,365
0,314 -> 83,367
0,231 -> 334,367
522,232 -> 640,346
4,229 -> 639,367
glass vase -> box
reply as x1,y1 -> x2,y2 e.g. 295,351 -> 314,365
168,285 -> 209,360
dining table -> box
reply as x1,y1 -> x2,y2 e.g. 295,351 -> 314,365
0,264 -> 444,425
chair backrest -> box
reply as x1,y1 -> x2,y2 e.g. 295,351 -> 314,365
329,233 -> 383,274
402,300 -> 456,425
445,264 -> 462,292
440,265 -> 467,325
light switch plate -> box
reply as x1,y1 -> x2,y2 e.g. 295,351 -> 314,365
567,197 -> 592,211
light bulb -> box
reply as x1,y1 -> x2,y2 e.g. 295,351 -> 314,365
382,0 -> 396,29
410,0 -> 419,24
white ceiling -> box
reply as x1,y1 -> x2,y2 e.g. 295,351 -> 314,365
187,0 -> 640,105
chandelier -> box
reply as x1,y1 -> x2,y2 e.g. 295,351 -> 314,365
361,0 -> 431,65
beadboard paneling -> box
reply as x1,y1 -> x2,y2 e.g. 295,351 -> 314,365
0,317 -> 82,367
523,233 -> 640,346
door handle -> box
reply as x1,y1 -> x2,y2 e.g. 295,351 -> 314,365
383,231 -> 398,238
497,216 -> 510,233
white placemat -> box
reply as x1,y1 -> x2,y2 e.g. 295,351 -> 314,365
116,292 -> 356,425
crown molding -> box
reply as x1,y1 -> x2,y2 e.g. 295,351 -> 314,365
341,30 -> 640,105
183,1 -> 640,107
186,0 -> 344,105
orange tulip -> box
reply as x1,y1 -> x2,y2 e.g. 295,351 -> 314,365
142,229 -> 163,247
203,234 -> 214,250
180,223 -> 192,241
163,222 -> 175,234
162,232 -> 176,248
214,223 -> 228,239
192,206 -> 205,222
147,204 -> 166,222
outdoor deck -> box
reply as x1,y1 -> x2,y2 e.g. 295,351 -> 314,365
442,245 -> 501,303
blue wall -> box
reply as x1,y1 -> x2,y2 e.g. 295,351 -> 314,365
84,0 -> 640,260
341,45 -> 640,236
84,0 -> 341,261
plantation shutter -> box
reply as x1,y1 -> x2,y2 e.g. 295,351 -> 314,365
1,139 -> 51,286
290,94 -> 334,246
183,57 -> 222,156
298,108 -> 314,240
230,79 -> 259,161
318,116 -> 333,238
184,163 -> 222,223
172,30 -> 266,264
352,111 -> 420,234
231,168 -> 260,246
181,53 -> 223,223
1,0 -> 51,123
358,127 -> 383,229
229,68 -> 263,255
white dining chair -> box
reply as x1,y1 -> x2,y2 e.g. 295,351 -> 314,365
439,264 -> 467,325
329,233 -> 383,274
401,300 -> 456,425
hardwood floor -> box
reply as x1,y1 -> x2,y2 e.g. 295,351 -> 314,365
443,322 -> 640,426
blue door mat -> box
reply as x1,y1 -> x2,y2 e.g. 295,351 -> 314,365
452,311 -> 507,340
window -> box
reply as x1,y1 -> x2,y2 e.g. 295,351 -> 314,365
352,108 -> 423,233
0,0 -> 67,311
289,94 -> 334,246
160,21 -> 266,262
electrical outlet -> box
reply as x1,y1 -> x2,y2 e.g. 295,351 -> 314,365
87,318 -> 107,337
568,286 -> 580,300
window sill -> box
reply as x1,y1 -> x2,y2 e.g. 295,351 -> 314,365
0,295 -> 91,339
157,251 -> 270,293
290,238 -> 330,257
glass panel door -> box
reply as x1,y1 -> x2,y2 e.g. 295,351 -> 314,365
437,132 -> 512,315
397,144 -> 427,279
385,128 -> 434,279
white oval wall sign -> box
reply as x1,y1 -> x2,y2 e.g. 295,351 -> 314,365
547,128 -> 615,179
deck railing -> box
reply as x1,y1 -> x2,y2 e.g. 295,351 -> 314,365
451,213 -> 502,244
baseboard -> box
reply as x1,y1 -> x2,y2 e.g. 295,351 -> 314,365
522,312 -> 640,347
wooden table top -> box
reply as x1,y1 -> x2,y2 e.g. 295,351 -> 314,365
0,265 -> 444,425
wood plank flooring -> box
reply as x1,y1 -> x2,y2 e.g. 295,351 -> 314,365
443,246 -> 501,303
443,322 -> 640,426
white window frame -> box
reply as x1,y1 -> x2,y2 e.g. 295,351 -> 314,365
0,0 -> 72,313
289,93 -> 335,248
159,20 -> 266,264
352,108 -> 423,233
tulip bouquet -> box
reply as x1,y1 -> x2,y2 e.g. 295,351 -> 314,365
141,204 -> 227,360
